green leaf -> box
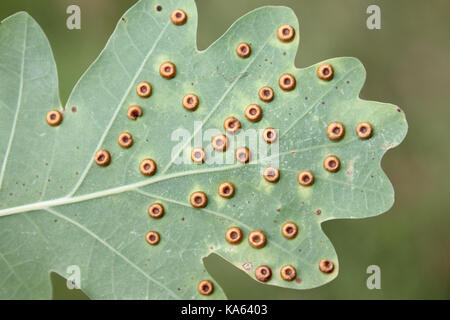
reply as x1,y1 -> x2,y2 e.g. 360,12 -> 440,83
0,0 -> 407,299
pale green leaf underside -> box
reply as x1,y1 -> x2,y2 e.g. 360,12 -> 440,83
0,0 -> 407,299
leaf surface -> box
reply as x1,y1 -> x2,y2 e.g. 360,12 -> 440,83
0,0 -> 407,299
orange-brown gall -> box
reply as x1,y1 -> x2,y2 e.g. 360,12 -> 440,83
211,134 -> 229,152
140,159 -> 157,176
319,259 -> 335,274
190,191 -> 208,208
255,265 -> 272,282
258,86 -> 274,102
171,9 -> 187,25
197,280 -> 214,296
282,222 -> 298,239
317,63 -> 334,81
248,230 -> 266,249
145,231 -> 160,245
279,73 -> 296,91
263,166 -> 280,183
127,105 -> 143,120
218,182 -> 235,199
280,265 -> 297,281
263,128 -> 278,144
148,203 -> 164,219
159,61 -> 176,79
298,170 -> 314,186
182,94 -> 199,111
236,42 -> 251,58
327,122 -> 345,141
118,132 -> 133,148
323,155 -> 340,173
244,104 -> 263,122
46,110 -> 63,127
94,149 -> 111,167
191,147 -> 206,164
356,122 -> 373,139
235,147 -> 250,164
136,81 -> 152,97
224,116 -> 241,134
225,227 -> 243,244
277,24 -> 295,42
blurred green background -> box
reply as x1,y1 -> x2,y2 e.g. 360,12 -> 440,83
1,0 -> 449,299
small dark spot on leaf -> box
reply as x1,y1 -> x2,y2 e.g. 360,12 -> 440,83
315,209 -> 322,215
45,162 -> 48,166
283,52 -> 286,56
305,97 -> 308,100
54,219 -> 58,223
9,193 -> 13,196
321,101 -> 325,105
71,106 -> 77,113
156,5 -> 162,11
397,108 -> 401,112
181,217 -> 185,221
177,288 -> 181,291
346,80 -> 350,84
276,207 -> 281,212
121,17 -> 127,23
295,277 -> 302,283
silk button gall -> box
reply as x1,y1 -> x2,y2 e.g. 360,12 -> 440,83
255,265 -> 272,282
225,227 -> 243,244
277,24 -> 295,42
317,63 -> 334,81
182,94 -> 199,111
46,110 -> 63,127
263,166 -> 280,183
244,104 -> 263,122
327,122 -> 345,141
118,132 -> 133,148
298,170 -> 314,186
140,159 -> 157,176
171,9 -> 187,25
280,264 -> 297,281
262,128 -> 278,144
319,259 -> 335,274
190,191 -> 208,208
282,222 -> 298,239
191,147 -> 206,164
145,231 -> 160,245
127,105 -> 143,120
136,81 -> 152,97
218,182 -> 235,199
323,155 -> 341,173
148,203 -> 164,219
258,86 -> 274,102
356,122 -> 373,139
236,42 -> 251,58
235,147 -> 250,164
197,280 -> 214,296
94,149 -> 111,167
159,61 -> 176,79
279,73 -> 296,91
248,230 -> 266,249
224,116 -> 241,134
211,134 -> 229,152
